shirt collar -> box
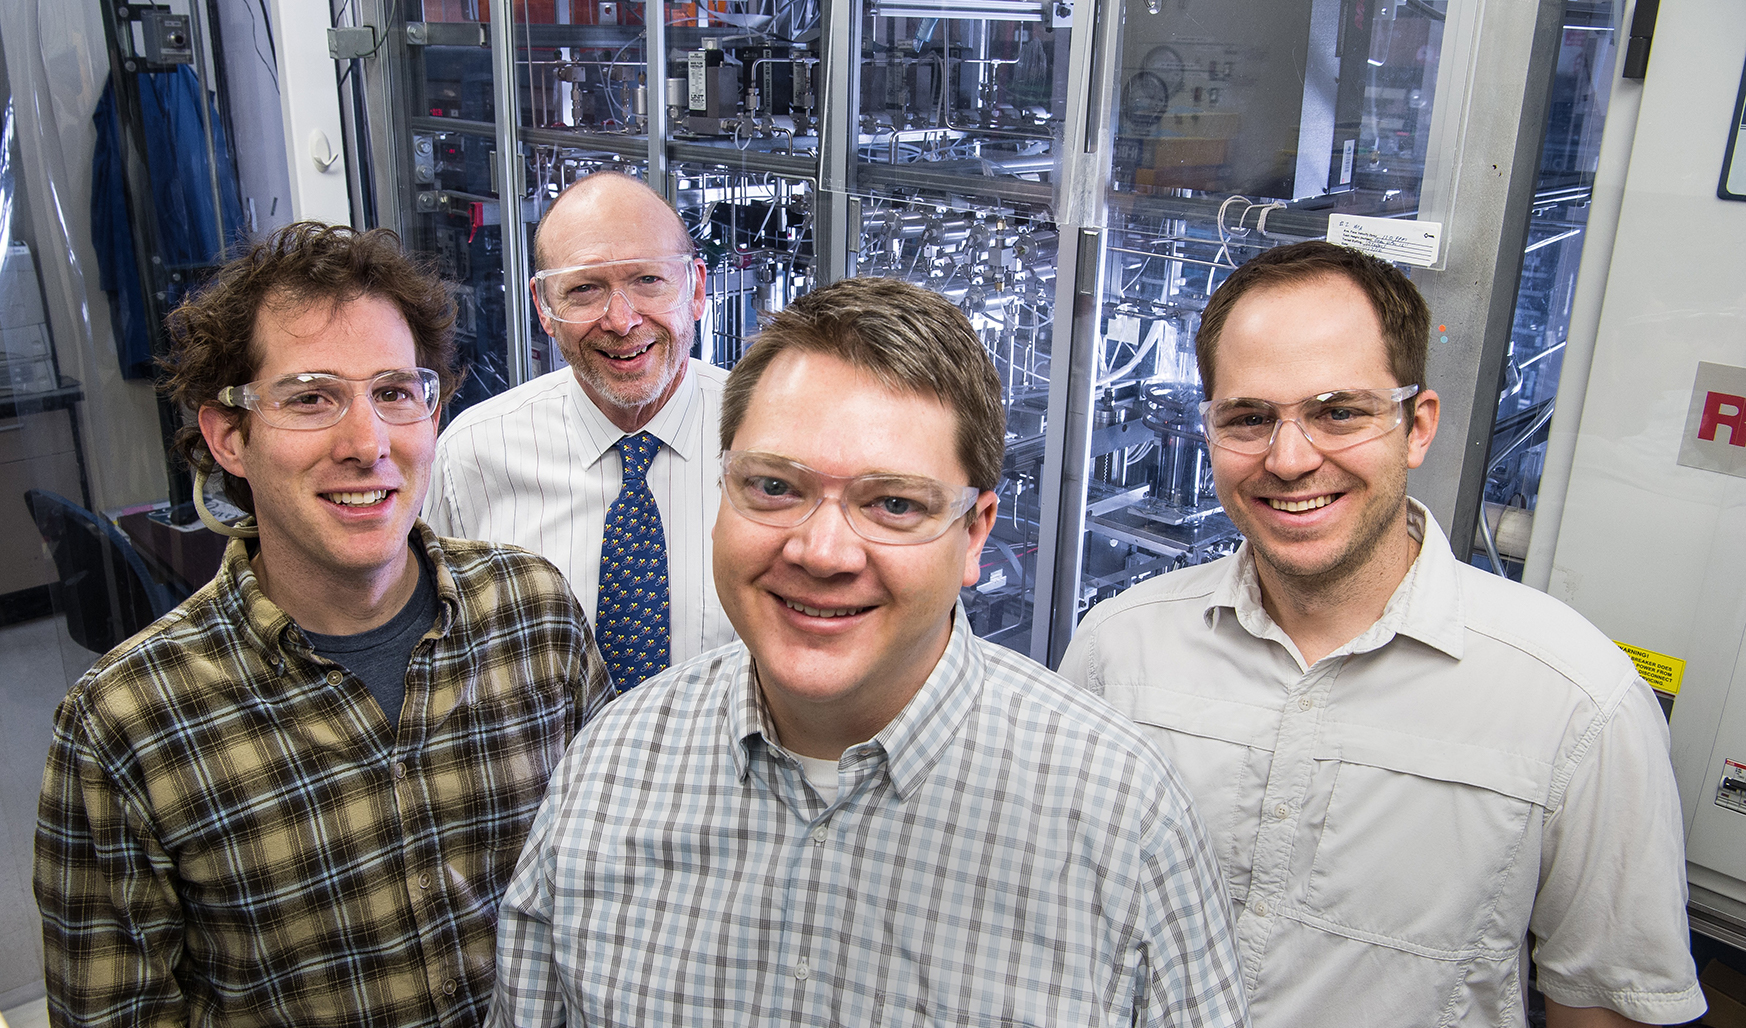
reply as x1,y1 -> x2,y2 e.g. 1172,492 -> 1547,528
873,604 -> 983,799
565,358 -> 703,465
728,604 -> 985,801
412,518 -> 461,637
1382,499 -> 1465,659
726,646 -> 765,782
217,519 -> 461,673
216,530 -> 296,672
1203,497 -> 1465,662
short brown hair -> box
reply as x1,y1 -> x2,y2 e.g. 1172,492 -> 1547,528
160,222 -> 459,514
720,277 -> 1005,492
1195,240 -> 1429,398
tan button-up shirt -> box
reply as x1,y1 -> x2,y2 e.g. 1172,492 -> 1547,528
1060,501 -> 1703,1027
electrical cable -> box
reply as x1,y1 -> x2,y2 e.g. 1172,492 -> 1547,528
1487,398 -> 1556,470
1206,194 -> 1249,290
331,1 -> 386,91
1477,501 -> 1507,576
1097,319 -> 1161,386
250,0 -> 279,91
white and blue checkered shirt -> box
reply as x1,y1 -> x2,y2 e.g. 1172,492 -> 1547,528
491,606 -> 1248,1027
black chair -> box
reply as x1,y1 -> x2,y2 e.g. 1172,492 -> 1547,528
23,489 -> 188,654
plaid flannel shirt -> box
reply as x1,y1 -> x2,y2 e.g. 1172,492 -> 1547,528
35,522 -> 612,1028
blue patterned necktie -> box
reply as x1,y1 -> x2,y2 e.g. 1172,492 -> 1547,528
597,432 -> 671,690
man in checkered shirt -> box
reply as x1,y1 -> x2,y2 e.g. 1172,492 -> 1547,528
35,223 -> 613,1027
490,277 -> 1248,1026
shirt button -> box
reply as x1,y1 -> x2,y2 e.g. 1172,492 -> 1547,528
1298,697 -> 1313,711
442,978 -> 457,996
1253,900 -> 1269,917
793,959 -> 809,981
326,670 -> 344,685
812,824 -> 828,845
418,873 -> 432,890
1273,803 -> 1289,819
394,762 -> 407,780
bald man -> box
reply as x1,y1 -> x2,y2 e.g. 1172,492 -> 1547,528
425,173 -> 733,689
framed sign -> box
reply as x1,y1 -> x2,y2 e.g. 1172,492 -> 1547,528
1721,53 -> 1746,200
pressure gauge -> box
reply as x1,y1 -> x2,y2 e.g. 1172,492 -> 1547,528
1142,45 -> 1188,96
1121,71 -> 1171,128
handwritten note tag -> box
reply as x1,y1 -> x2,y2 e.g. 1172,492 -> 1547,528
1327,214 -> 1443,268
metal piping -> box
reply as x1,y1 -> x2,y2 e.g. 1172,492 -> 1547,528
647,0 -> 669,194
489,0 -> 531,385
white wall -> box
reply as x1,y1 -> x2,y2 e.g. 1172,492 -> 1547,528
216,0 -> 296,236
268,0 -> 349,224
1542,0 -> 1746,915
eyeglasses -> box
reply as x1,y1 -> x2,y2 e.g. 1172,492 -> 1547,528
1198,384 -> 1420,455
217,368 -> 441,431
531,255 -> 697,325
720,450 -> 982,546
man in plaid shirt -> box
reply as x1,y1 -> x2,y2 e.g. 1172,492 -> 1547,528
491,277 -> 1247,1026
34,223 -> 613,1027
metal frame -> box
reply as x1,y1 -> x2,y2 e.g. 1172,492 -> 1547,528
1026,0 -> 1126,665
647,0 -> 670,194
1029,225 -> 1103,664
343,0 -> 1572,662
353,0 -> 412,233
1689,883 -> 1746,952
814,0 -> 861,285
1408,0 -> 1566,560
488,0 -> 532,387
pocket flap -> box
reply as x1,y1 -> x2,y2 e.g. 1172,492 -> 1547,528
1123,687 -> 1279,750
1313,722 -> 1553,805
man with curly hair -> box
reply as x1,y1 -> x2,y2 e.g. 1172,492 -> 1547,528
34,222 -> 614,1028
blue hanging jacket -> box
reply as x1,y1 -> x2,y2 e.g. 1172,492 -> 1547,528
92,67 -> 246,380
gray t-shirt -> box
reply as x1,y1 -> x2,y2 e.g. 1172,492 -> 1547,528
305,551 -> 437,733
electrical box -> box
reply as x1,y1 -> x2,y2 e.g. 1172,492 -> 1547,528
141,10 -> 194,65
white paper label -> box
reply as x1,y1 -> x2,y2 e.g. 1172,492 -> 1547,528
688,52 -> 708,111
1327,214 -> 1442,268
1718,758 -> 1746,815
1107,314 -> 1141,347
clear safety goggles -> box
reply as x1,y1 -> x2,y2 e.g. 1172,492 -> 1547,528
217,368 -> 441,430
1198,384 -> 1420,455
721,450 -> 982,546
531,255 -> 697,325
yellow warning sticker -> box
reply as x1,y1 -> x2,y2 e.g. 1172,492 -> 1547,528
1615,642 -> 1686,695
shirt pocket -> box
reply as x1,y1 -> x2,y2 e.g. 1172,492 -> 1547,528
434,694 -> 569,858
1301,723 -> 1551,956
1119,686 -> 1277,903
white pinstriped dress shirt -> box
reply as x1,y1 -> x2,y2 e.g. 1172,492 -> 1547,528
490,607 -> 1249,1027
423,360 -> 735,667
